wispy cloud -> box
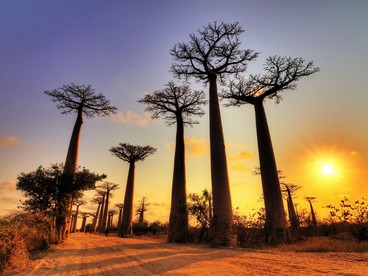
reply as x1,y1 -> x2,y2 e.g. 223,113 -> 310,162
0,182 -> 17,191
0,136 -> 19,148
111,110 -> 151,126
166,137 -> 210,157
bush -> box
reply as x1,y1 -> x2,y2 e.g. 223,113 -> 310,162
0,212 -> 54,274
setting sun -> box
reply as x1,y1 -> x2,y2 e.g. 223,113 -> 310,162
322,164 -> 334,175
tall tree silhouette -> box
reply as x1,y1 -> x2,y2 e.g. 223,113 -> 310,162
79,212 -> 90,232
139,81 -> 206,242
281,183 -> 301,231
136,196 -> 150,224
110,143 -> 156,237
305,196 -> 318,226
115,203 -> 124,228
171,21 -> 258,246
45,83 -> 117,240
98,182 -> 119,233
223,56 -> 319,243
96,191 -> 106,232
90,194 -> 103,232
71,199 -> 85,233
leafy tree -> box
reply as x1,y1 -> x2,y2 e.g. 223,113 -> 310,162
110,143 -> 156,236
187,189 -> 213,243
223,56 -> 319,243
45,83 -> 116,240
171,21 -> 257,246
98,182 -> 119,233
139,81 -> 206,242
16,164 -> 105,239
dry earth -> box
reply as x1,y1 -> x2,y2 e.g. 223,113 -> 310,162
14,233 -> 368,275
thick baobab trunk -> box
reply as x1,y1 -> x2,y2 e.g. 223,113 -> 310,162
254,102 -> 288,243
100,191 -> 110,233
58,108 -> 83,240
168,115 -> 189,242
119,162 -> 135,237
286,188 -> 299,230
208,73 -> 233,246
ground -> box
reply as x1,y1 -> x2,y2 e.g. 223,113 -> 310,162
14,233 -> 368,275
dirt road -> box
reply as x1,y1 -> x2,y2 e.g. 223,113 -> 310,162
16,233 -> 368,275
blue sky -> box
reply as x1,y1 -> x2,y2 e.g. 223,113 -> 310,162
1,0 -> 367,224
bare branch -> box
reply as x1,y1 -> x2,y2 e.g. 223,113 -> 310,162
223,56 -> 320,105
109,143 -> 156,163
138,81 -> 206,126
45,83 -> 118,118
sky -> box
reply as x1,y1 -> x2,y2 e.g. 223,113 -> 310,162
1,0 -> 367,226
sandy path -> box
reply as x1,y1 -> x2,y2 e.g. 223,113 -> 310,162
16,233 -> 368,275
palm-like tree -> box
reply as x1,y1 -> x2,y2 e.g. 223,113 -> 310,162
171,21 -> 258,246
45,83 -> 117,240
110,143 -> 156,237
139,81 -> 206,242
71,199 -> 85,233
305,196 -> 318,226
223,56 -> 319,243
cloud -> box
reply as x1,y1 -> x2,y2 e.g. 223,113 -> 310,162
229,150 -> 255,161
0,182 -> 17,191
111,111 -> 151,126
230,163 -> 252,172
0,136 -> 19,148
166,137 -> 210,157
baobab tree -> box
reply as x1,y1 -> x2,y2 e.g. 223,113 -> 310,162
305,196 -> 318,226
90,195 -> 103,232
136,196 -> 150,224
79,212 -> 90,233
138,82 -> 206,242
71,199 -> 85,233
223,56 -> 319,243
45,83 -> 117,240
110,143 -> 156,237
281,183 -> 301,231
98,182 -> 119,233
115,203 -> 124,228
96,191 -> 106,232
171,21 -> 258,246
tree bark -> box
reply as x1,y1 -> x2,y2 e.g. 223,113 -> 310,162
308,201 -> 317,226
117,208 -> 122,228
91,202 -> 101,232
254,102 -> 287,243
97,194 -> 105,232
57,108 -> 83,240
168,115 -> 188,242
119,162 -> 135,237
208,73 -> 233,246
286,189 -> 299,230
71,204 -> 80,232
100,191 -> 110,233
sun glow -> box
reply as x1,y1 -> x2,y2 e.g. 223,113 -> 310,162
321,163 -> 334,175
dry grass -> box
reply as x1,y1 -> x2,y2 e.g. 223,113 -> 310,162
276,236 -> 368,252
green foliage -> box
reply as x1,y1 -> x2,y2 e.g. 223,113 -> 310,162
187,189 -> 213,243
16,163 -> 105,216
